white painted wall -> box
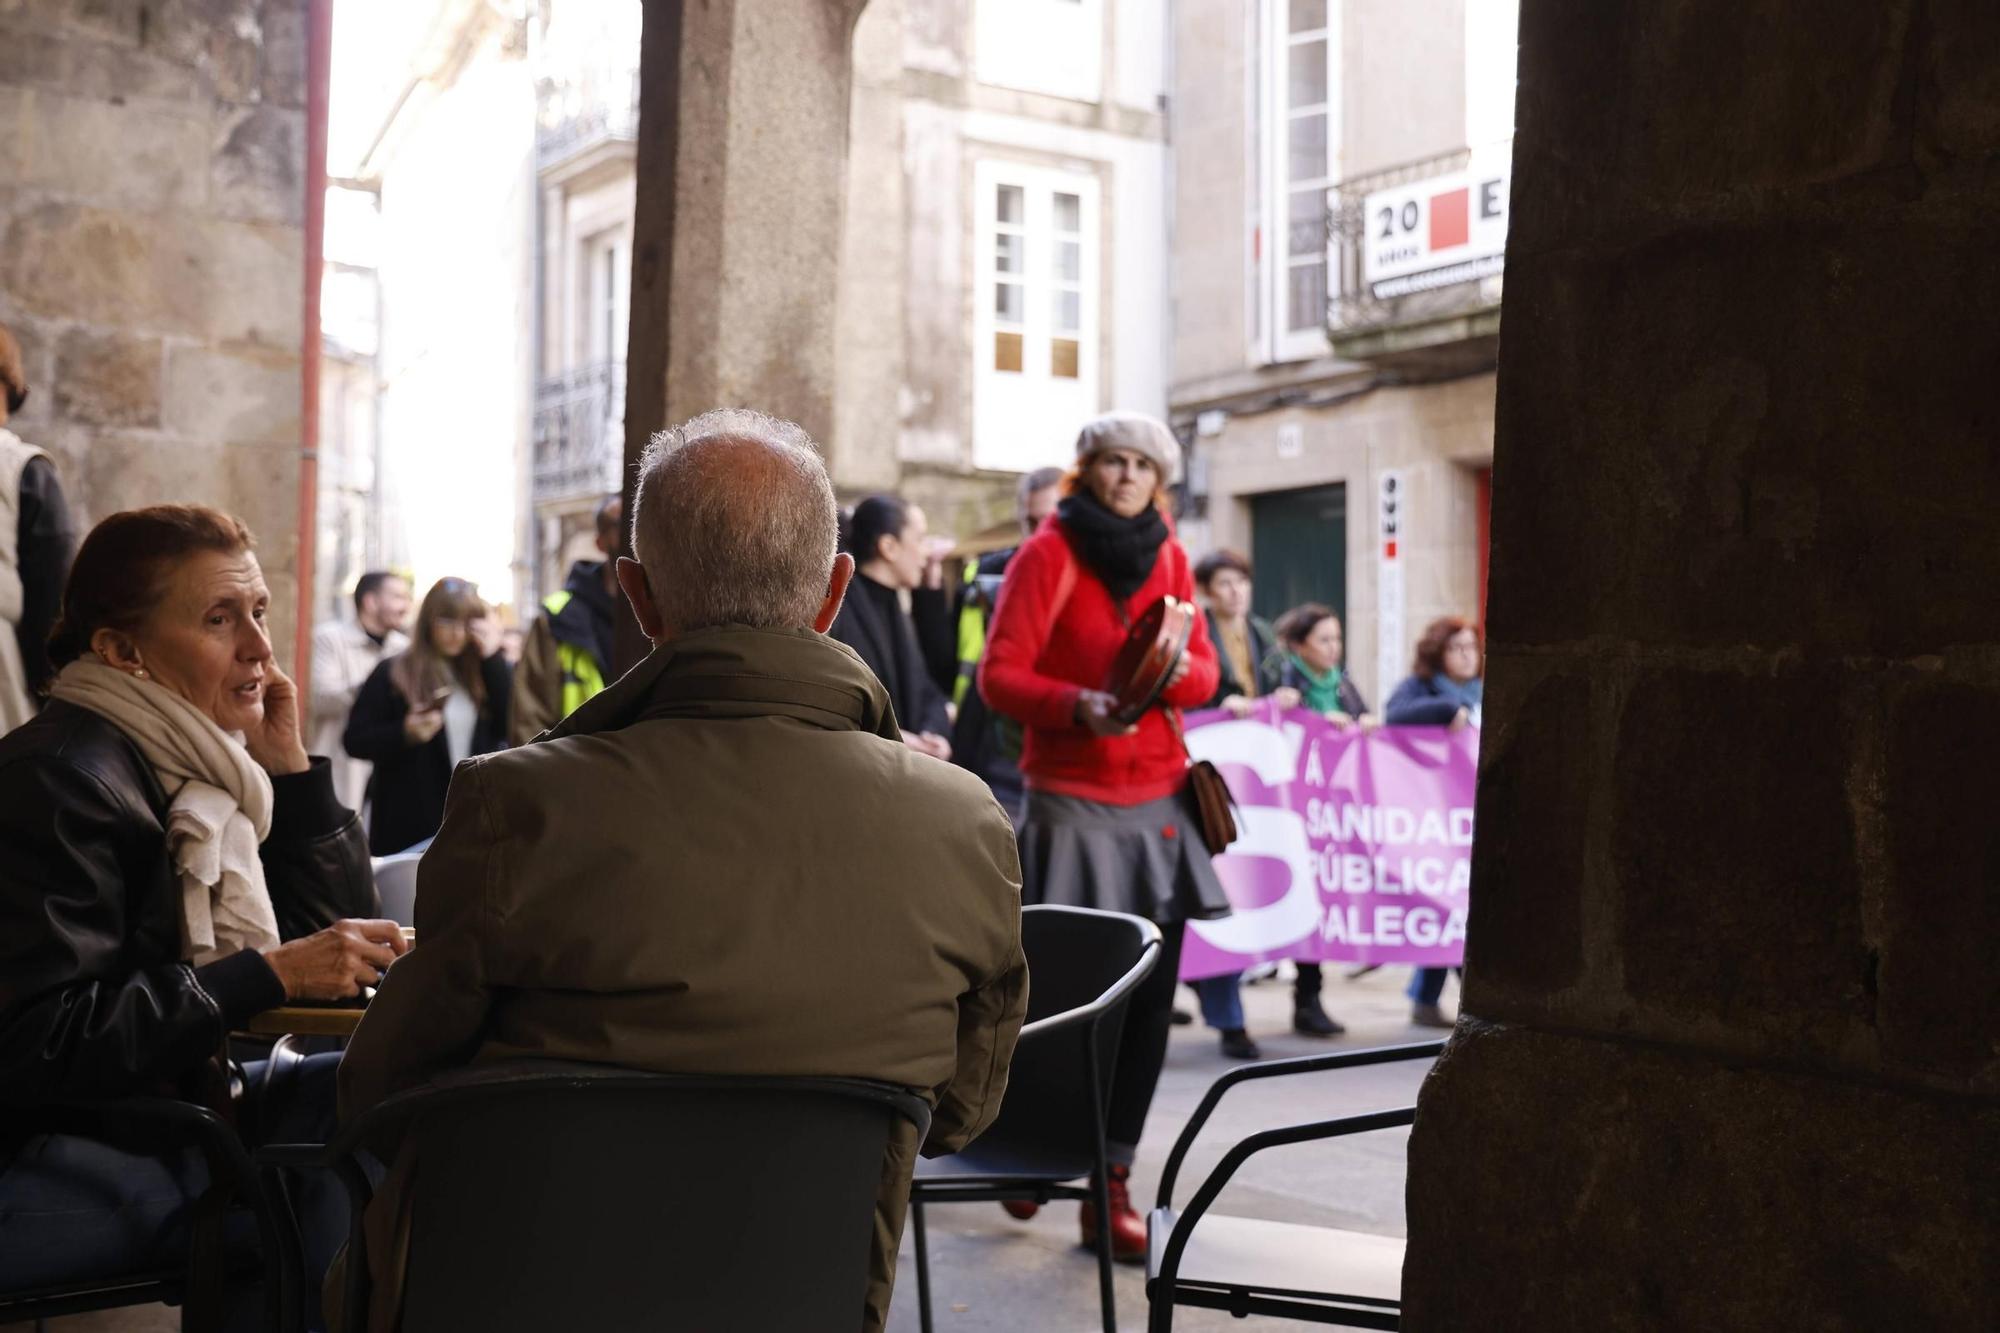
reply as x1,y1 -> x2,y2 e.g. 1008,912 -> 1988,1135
374,53 -> 534,612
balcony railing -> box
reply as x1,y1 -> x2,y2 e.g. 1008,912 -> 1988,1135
1325,145 -> 1510,367
533,361 -> 625,505
535,65 -> 640,173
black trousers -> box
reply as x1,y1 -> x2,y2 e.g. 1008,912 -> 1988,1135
1106,919 -> 1185,1159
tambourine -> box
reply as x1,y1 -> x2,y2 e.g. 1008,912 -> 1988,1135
1102,596 -> 1196,725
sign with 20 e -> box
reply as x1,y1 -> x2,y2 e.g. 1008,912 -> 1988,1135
1361,151 -> 1511,300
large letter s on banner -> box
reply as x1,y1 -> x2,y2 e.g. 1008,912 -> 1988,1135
1183,718 -> 1321,955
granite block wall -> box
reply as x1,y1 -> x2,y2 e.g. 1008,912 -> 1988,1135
1403,3 -> 2000,1327
0,0 -> 307,655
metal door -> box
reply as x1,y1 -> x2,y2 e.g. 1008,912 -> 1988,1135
1249,483 -> 1347,624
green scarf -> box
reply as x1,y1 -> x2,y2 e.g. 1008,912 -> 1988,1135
1287,653 -> 1346,714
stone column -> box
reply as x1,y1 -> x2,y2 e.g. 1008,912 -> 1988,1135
1403,3 -> 1999,1329
617,0 -> 869,666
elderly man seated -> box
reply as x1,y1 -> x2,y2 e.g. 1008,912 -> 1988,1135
338,409 -> 1029,1332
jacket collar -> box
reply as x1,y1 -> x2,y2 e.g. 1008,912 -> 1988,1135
540,625 -> 900,744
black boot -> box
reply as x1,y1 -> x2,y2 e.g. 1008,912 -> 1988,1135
1292,995 -> 1346,1037
1219,1028 -> 1262,1060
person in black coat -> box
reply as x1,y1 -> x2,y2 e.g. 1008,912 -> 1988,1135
0,505 -> 402,1324
344,577 -> 511,856
827,495 -> 953,757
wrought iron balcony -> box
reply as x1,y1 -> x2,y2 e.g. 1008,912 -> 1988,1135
1325,145 -> 1511,371
533,361 -> 625,505
535,64 -> 640,174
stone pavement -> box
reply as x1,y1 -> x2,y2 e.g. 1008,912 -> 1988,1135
886,962 -> 1451,1333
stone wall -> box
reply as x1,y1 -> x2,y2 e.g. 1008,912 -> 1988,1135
0,0 -> 307,654
1403,2 -> 2000,1328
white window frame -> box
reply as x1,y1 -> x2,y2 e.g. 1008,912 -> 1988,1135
972,160 -> 1102,474
579,226 -> 629,368
1250,0 -> 1340,365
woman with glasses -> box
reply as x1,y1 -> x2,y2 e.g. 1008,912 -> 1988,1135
1382,615 -> 1483,1028
343,577 -> 511,855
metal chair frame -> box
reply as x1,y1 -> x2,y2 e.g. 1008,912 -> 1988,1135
0,1096 -> 303,1333
1146,1041 -> 1448,1332
260,1061 -> 931,1333
908,905 -> 1163,1333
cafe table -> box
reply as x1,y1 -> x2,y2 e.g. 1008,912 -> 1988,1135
240,1004 -> 368,1039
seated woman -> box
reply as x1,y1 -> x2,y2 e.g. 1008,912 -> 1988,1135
0,505 -> 405,1323
343,577 -> 511,857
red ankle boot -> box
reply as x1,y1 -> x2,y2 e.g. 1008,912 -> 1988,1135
1077,1164 -> 1146,1263
1001,1199 -> 1040,1220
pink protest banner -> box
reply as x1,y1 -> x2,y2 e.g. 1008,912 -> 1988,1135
1178,702 -> 1477,980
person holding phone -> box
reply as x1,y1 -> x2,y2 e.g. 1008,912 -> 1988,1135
343,578 -> 511,855
0,505 -> 399,1326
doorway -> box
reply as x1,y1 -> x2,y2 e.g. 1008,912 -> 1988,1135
1249,483 -> 1347,625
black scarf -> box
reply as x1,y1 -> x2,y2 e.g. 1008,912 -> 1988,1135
1058,491 -> 1169,602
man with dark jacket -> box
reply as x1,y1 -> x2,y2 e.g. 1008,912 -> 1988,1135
340,409 -> 1027,1333
509,493 -> 621,744
947,465 -> 1062,816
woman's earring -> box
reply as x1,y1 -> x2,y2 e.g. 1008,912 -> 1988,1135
134,668 -> 150,680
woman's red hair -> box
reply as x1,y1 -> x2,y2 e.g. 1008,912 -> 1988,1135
1411,616 -> 1481,679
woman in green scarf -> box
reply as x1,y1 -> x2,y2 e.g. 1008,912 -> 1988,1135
1271,602 -> 1374,725
1260,601 -> 1376,1038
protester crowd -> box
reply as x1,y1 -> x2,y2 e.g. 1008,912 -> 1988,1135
0,317 -> 1481,1330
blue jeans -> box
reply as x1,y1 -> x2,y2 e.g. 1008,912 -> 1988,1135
0,1052 -> 349,1331
1409,967 -> 1459,1005
1192,973 -> 1246,1031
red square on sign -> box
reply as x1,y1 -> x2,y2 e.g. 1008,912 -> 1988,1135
1429,187 -> 1470,251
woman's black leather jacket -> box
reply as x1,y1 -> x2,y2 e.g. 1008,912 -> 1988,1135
0,701 -> 377,1099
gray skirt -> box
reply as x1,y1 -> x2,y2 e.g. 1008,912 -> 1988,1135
1017,788 -> 1233,925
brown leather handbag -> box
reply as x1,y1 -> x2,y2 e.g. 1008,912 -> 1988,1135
1166,707 -> 1239,856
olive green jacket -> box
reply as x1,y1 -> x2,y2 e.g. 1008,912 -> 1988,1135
339,625 -> 1028,1332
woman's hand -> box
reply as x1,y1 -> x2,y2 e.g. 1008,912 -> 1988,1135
403,707 -> 444,746
1356,712 -> 1381,732
261,919 -> 409,1001
1074,690 -> 1135,738
902,729 -> 953,761
245,663 -> 310,776
1166,651 -> 1192,688
1272,686 -> 1302,711
1221,693 -> 1254,719
469,615 -> 502,659
1449,706 -> 1472,731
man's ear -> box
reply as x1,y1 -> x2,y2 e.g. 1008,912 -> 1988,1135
814,553 -> 856,635
614,557 -> 667,643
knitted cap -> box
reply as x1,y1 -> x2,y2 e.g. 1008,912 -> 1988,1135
1073,411 -> 1182,486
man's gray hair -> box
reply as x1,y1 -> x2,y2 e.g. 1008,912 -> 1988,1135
630,408 -> 839,633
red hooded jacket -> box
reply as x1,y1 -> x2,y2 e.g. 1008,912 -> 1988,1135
979,512 -> 1220,805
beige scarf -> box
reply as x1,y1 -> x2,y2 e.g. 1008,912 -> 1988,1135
50,658 -> 279,965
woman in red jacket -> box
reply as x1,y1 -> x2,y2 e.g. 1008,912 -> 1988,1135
979,411 -> 1226,1260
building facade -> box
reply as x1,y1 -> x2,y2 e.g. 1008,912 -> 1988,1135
1169,0 -> 1515,702
354,0 -> 536,615
521,0 -> 1174,596
527,0 -> 640,600
835,0 -> 1173,539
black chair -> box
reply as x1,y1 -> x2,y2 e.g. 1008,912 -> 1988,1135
0,1096 -> 303,1333
1144,1041 -> 1448,1331
908,904 -> 1163,1333
262,1061 -> 930,1333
